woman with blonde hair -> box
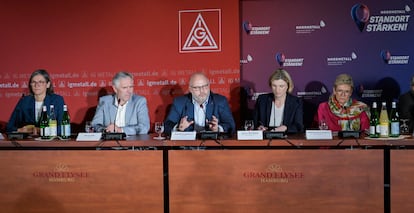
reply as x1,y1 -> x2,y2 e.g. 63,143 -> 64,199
316,73 -> 370,131
253,69 -> 303,133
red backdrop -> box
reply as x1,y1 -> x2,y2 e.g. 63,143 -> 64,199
0,0 -> 240,132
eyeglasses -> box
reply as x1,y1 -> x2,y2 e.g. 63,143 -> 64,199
336,89 -> 351,95
190,84 -> 209,91
30,81 -> 47,86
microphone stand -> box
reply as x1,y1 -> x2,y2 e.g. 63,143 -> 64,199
10,139 -> 22,148
213,138 -> 223,147
336,138 -> 360,147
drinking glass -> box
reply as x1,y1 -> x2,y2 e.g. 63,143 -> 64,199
244,120 -> 254,130
318,119 -> 329,130
154,122 -> 165,140
400,119 -> 410,135
85,121 -> 93,133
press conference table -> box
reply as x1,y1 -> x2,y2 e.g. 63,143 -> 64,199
1,134 -> 414,213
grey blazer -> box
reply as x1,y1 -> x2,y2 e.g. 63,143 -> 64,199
91,94 -> 150,135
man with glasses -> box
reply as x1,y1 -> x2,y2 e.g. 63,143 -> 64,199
7,69 -> 66,134
164,72 -> 235,135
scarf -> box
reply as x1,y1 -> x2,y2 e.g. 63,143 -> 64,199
328,95 -> 370,130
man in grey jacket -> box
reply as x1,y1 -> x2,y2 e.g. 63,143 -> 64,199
92,71 -> 150,135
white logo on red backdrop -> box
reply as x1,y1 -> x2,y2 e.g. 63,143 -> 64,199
179,9 -> 221,53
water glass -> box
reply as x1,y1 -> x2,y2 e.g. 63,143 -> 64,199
244,120 -> 254,130
154,122 -> 165,140
85,121 -> 93,133
400,119 -> 410,135
319,119 -> 329,130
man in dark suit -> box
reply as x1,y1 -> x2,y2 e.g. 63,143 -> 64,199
398,75 -> 414,134
164,72 -> 235,135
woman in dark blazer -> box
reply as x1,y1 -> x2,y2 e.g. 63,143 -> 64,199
253,69 -> 304,133
7,69 -> 65,134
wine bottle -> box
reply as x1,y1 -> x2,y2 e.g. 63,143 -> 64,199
369,102 -> 379,138
389,101 -> 400,137
39,105 -> 50,139
61,104 -> 71,139
379,102 -> 389,138
49,104 -> 57,137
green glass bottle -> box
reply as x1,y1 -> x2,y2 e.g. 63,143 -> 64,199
39,105 -> 50,139
369,102 -> 379,138
61,104 -> 71,139
389,101 -> 400,137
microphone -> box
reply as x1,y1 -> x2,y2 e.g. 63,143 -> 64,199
201,104 -> 210,131
113,98 -> 120,132
104,97 -> 126,141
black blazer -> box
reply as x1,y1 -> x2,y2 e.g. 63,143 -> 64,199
253,93 -> 304,133
398,91 -> 414,133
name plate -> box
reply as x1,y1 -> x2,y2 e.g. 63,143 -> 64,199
170,131 -> 197,140
305,130 -> 333,140
237,130 -> 263,140
76,132 -> 102,141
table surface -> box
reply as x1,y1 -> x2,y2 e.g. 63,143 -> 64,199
1,133 -> 413,149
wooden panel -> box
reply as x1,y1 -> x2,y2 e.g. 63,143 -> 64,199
391,150 -> 414,213
0,150 -> 163,213
169,150 -> 383,213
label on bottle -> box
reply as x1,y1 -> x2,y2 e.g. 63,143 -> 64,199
379,123 -> 389,137
40,127 -> 50,138
369,126 -> 379,138
61,124 -> 71,138
49,120 -> 57,137
390,122 -> 400,137
369,126 -> 376,135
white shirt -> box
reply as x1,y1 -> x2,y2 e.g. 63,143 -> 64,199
269,102 -> 284,127
35,101 -> 43,122
193,100 -> 207,132
115,100 -> 128,130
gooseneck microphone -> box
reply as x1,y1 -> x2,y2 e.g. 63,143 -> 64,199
113,98 -> 121,133
345,106 -> 351,131
201,104 -> 209,131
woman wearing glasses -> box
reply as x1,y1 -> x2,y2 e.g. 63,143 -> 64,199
6,69 -> 65,134
316,73 -> 370,132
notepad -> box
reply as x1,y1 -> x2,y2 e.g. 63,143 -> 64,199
305,130 -> 333,140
